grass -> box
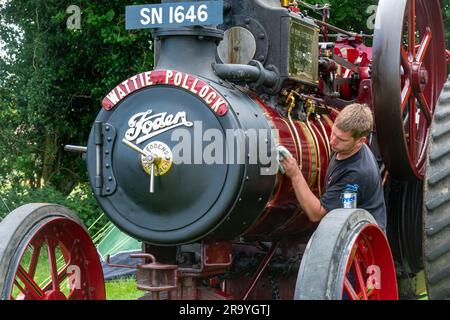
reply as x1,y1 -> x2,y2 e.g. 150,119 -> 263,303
105,278 -> 145,300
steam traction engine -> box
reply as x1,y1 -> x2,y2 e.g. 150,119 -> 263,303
1,0 -> 449,300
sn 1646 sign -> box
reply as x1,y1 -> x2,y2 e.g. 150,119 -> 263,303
126,1 -> 223,30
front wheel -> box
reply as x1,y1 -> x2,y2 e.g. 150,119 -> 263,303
295,209 -> 398,300
0,204 -> 105,300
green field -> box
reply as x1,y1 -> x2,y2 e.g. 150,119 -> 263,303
105,278 -> 145,300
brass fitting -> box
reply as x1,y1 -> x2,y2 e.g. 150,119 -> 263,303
281,0 -> 290,8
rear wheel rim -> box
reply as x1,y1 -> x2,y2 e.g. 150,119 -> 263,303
373,0 -> 446,180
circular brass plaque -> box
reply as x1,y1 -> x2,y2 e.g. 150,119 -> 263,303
141,141 -> 173,176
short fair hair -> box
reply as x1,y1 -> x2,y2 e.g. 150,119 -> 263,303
334,103 -> 374,139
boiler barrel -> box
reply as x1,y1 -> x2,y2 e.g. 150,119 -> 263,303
87,69 -> 335,245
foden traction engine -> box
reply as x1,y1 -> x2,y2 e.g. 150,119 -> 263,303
1,0 -> 449,300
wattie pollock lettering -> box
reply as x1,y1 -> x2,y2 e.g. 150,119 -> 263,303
102,70 -> 229,116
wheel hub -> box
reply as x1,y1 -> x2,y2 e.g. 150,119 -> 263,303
411,62 -> 429,93
44,290 -> 67,300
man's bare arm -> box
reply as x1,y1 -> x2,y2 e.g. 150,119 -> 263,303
280,156 -> 327,222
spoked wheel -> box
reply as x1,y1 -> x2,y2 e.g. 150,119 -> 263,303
372,0 -> 447,181
424,77 -> 450,299
0,204 -> 105,300
295,209 -> 398,300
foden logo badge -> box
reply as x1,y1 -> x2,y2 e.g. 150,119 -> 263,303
125,110 -> 194,144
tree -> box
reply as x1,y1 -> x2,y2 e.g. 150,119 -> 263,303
0,0 -> 157,194
301,0 -> 379,34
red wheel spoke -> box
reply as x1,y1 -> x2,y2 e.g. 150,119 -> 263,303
42,263 -> 71,292
408,0 -> 416,57
13,279 -> 26,297
46,239 -> 60,291
409,97 -> 417,162
344,276 -> 359,300
352,255 -> 368,300
345,245 -> 358,275
401,47 -> 411,75
415,28 -> 432,62
417,93 -> 432,124
28,245 -> 41,279
401,79 -> 412,113
16,265 -> 45,299
41,250 -> 74,292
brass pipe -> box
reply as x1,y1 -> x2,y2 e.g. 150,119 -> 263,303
306,118 -> 322,195
317,115 -> 331,162
286,92 -> 303,171
305,101 -> 322,195
299,121 -> 317,188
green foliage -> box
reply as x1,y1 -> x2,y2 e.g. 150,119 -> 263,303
301,0 -> 379,34
0,183 -> 107,236
0,0 -> 157,194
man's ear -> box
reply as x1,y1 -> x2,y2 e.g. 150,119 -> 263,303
357,136 -> 367,146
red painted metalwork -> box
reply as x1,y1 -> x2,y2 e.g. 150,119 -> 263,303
243,95 -> 311,239
342,224 -> 398,300
203,241 -> 233,267
333,37 -> 372,101
8,218 -> 105,300
244,95 -> 338,240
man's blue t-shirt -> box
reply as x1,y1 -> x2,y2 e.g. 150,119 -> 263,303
320,144 -> 387,230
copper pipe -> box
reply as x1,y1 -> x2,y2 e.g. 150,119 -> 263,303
287,93 -> 303,170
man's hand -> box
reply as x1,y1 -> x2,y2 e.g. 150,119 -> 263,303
278,147 -> 326,223
280,156 -> 302,180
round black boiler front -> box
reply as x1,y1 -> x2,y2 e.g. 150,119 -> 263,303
87,79 -> 276,245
